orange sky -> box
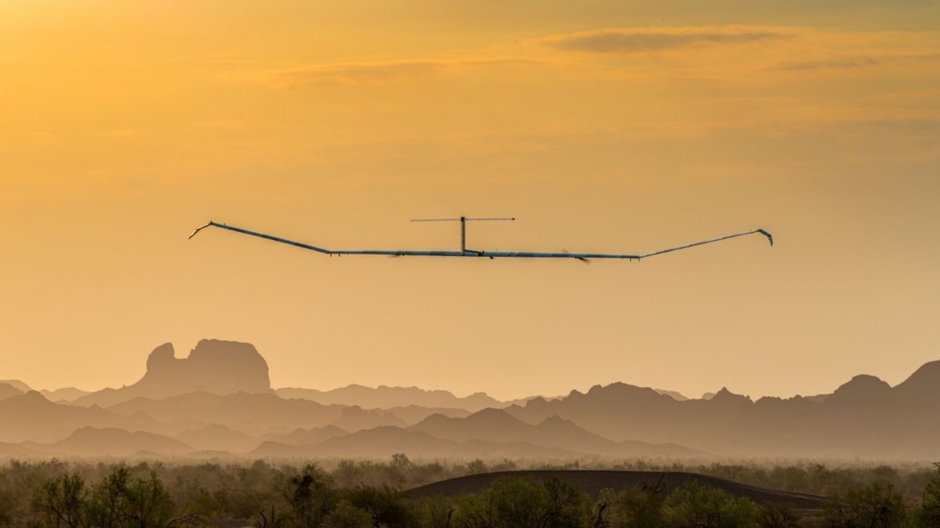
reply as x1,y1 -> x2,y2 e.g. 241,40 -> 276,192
1,0 -> 939,400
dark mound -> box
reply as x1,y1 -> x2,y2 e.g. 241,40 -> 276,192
406,470 -> 829,510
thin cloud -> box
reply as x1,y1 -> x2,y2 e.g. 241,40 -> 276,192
272,58 -> 537,86
540,27 -> 791,53
779,53 -> 940,71
779,57 -> 879,71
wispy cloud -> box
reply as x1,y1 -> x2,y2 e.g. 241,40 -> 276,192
539,27 -> 791,53
778,53 -> 940,71
269,58 -> 536,86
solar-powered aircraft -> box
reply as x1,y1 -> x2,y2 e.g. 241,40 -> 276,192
189,216 -> 773,262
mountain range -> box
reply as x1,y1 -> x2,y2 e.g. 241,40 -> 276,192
3,339 -> 940,461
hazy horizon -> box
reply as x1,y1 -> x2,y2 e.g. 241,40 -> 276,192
6,337 -> 939,403
2,1 -> 938,402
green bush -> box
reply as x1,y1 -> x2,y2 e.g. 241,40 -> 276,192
912,462 -> 940,528
664,483 -> 759,528
824,481 -> 906,528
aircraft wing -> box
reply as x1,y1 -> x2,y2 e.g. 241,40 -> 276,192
189,221 -> 772,261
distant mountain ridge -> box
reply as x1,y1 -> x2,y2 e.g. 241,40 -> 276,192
0,379 -> 92,403
0,383 -> 23,401
276,385 -> 503,412
0,380 -> 31,393
504,362 -> 940,459
41,387 -> 92,402
36,339 -> 688,411
103,391 -> 390,434
38,427 -> 193,457
409,408 -> 702,458
6,338 -> 940,461
0,391 -> 160,443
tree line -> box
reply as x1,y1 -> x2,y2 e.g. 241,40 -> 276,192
2,457 -> 940,528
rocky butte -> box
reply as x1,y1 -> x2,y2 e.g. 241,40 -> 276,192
73,339 -> 271,407
139,339 -> 271,397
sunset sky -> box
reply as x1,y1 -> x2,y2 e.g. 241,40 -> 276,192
2,0 -> 939,400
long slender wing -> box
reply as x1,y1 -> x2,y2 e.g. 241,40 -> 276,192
638,229 -> 773,258
189,221 -> 772,260
190,222 -> 333,253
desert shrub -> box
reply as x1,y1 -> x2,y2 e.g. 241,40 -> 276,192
543,478 -> 592,528
487,477 -> 548,528
613,483 -> 669,528
31,467 -> 174,528
413,496 -> 454,528
911,462 -> 940,528
86,467 -> 174,528
755,503 -> 800,528
0,489 -> 15,528
333,461 -> 366,489
448,476 -> 590,528
823,481 -> 907,528
449,492 -> 491,528
283,465 -> 337,528
345,485 -> 413,528
664,483 -> 759,528
322,500 -> 372,528
31,473 -> 87,528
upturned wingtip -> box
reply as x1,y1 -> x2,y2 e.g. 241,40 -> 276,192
188,221 -> 214,240
756,228 -> 774,246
